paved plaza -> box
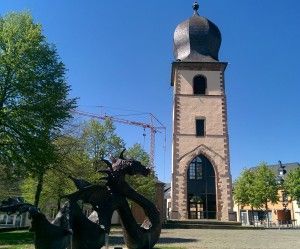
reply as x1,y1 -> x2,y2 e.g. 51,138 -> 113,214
108,228 -> 300,249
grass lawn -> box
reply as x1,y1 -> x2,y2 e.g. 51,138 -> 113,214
0,230 -> 34,249
0,230 -> 186,249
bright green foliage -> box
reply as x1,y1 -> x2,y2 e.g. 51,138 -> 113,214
81,119 -> 156,200
125,143 -> 150,166
0,12 -> 76,175
20,123 -> 156,212
80,122 -> 156,202
20,135 -> 94,211
252,163 -> 279,209
125,143 -> 156,201
0,12 -> 76,206
0,164 -> 21,199
233,168 -> 256,207
20,176 -> 38,204
234,163 -> 279,210
81,118 -> 125,163
21,168 -> 75,212
284,167 -> 300,203
53,135 -> 97,182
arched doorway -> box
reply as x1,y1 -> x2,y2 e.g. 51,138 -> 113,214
187,155 -> 216,219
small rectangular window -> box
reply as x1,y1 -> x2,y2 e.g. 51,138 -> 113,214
6,215 -> 14,224
196,119 -> 205,137
0,215 -> 6,224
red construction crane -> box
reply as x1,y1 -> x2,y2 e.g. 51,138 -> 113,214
73,110 -> 166,169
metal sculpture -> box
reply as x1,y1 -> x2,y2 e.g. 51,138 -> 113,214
0,149 -> 162,249
66,150 -> 162,249
65,180 -> 116,234
100,150 -> 162,249
53,200 -> 106,249
0,197 -> 71,249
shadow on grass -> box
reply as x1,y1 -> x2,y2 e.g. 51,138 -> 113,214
0,231 -> 34,245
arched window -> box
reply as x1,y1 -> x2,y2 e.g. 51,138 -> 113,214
193,75 -> 207,95
187,155 -> 216,219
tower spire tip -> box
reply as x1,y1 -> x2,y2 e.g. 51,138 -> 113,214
193,1 -> 199,15
193,1 -> 199,11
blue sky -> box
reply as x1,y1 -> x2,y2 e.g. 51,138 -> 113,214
1,1 -> 299,182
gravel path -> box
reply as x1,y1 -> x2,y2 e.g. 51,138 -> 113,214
158,229 -> 300,249
108,228 -> 300,249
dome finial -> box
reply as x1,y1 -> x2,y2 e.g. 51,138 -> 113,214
193,1 -> 199,15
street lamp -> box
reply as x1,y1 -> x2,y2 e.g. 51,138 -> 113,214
277,161 -> 286,180
277,160 -> 288,209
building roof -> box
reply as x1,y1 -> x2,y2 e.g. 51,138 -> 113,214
173,1 -> 221,62
164,183 -> 171,199
250,162 -> 300,176
265,162 -> 300,175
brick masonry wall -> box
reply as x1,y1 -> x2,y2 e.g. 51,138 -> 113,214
171,62 -> 233,221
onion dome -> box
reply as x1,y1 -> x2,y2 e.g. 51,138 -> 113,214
174,1 -> 222,62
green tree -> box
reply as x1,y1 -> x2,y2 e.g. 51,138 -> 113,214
233,168 -> 255,206
20,135 -> 94,212
125,143 -> 156,201
0,12 -> 77,206
80,119 -> 156,199
20,119 -> 124,211
20,121 -> 156,212
284,167 -> 300,204
81,119 -> 125,163
39,136 -> 95,211
234,163 -> 279,226
0,164 -> 21,199
233,168 -> 256,224
253,163 -> 279,226
253,163 -> 279,208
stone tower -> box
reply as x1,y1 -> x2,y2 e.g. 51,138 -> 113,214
170,2 -> 233,221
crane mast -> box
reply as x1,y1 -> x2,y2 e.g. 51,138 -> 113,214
73,110 -> 165,169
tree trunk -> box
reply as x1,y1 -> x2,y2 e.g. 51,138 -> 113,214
251,206 -> 255,227
57,197 -> 61,211
265,202 -> 269,228
34,172 -> 44,207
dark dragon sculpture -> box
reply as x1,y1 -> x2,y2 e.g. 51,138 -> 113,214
52,199 -> 106,249
100,150 -> 162,249
0,149 -> 162,249
0,197 -> 71,249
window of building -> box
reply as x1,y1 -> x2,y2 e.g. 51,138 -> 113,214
193,75 -> 207,95
188,156 -> 203,180
0,215 -> 6,224
0,214 -> 14,225
187,155 -> 216,219
196,119 -> 205,137
196,164 -> 203,179
189,164 -> 196,179
282,192 -> 288,203
6,215 -> 13,224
